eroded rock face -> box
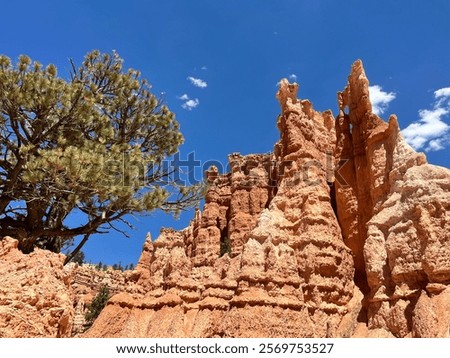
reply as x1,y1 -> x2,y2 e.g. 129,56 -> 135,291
85,61 -> 449,338
85,61 -> 410,339
2,60 -> 447,338
0,237 -> 136,337
0,237 -> 74,337
70,263 -> 138,335
335,60 -> 450,337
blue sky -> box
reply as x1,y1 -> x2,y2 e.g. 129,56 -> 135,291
1,1 -> 449,265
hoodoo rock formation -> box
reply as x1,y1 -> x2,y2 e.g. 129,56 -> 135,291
84,60 -> 450,338
336,62 -> 450,337
0,60 -> 449,338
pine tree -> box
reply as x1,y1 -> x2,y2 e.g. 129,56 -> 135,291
84,285 -> 110,329
0,51 -> 204,259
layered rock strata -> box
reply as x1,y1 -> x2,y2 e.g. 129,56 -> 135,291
70,264 -> 137,335
86,60 -> 447,338
1,60 -> 448,338
335,61 -> 450,337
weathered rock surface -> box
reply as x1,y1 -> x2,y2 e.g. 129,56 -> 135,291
85,76 -> 358,337
84,60 -> 450,338
0,236 -> 74,337
1,60 -> 449,338
335,60 -> 450,337
70,263 -> 138,335
0,236 -> 137,337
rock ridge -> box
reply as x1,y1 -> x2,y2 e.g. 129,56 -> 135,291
85,60 -> 450,338
1,60 -> 448,338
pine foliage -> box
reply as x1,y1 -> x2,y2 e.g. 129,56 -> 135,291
0,51 -> 203,254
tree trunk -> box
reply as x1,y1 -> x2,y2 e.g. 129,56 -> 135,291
64,233 -> 90,265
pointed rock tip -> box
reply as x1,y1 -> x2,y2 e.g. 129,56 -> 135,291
350,59 -> 368,81
353,59 -> 364,67
277,78 -> 299,91
276,78 -> 299,109
388,114 -> 399,131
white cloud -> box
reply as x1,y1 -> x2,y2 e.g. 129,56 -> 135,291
182,98 -> 200,110
368,85 -> 396,116
201,66 -> 207,70
288,73 -> 298,82
177,93 -> 199,110
435,87 -> 450,98
178,93 -> 189,101
187,76 -> 207,88
427,138 -> 446,151
401,87 -> 450,152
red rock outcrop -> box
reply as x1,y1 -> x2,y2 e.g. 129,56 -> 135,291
335,60 -> 450,337
2,60 -> 448,338
85,61 -> 430,338
0,236 -> 135,337
0,237 -> 74,337
70,264 -> 135,335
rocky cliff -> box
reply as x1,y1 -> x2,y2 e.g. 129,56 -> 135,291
1,60 -> 449,338
0,237 -> 73,337
84,60 -> 450,338
70,264 -> 137,335
0,236 -> 140,337
335,61 -> 450,337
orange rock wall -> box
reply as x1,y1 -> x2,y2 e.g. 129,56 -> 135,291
0,237 -> 74,337
1,60 -> 449,338
85,60 -> 449,338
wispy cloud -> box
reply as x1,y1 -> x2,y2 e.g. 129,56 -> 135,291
178,94 -> 199,110
288,73 -> 298,82
178,93 -> 189,101
187,76 -> 207,88
402,87 -> 450,152
201,66 -> 207,71
369,85 -> 396,116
